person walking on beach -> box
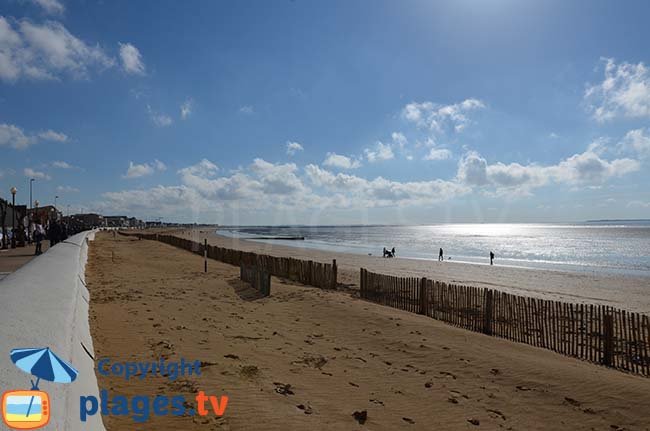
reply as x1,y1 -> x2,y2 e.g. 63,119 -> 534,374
439,248 -> 444,261
490,251 -> 495,266
391,247 -> 396,258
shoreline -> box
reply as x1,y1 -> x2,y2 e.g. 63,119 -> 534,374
216,228 -> 650,279
168,228 -> 650,313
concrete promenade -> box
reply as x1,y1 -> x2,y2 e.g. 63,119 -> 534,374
0,231 -> 105,431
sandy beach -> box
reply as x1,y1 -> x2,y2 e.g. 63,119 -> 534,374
169,229 -> 650,314
86,232 -> 650,430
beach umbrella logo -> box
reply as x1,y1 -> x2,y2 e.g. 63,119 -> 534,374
2,347 -> 78,430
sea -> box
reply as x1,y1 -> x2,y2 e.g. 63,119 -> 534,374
217,222 -> 650,278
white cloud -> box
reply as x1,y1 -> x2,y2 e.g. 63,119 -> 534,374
457,145 -> 640,195
24,167 -> 51,180
627,200 -> 650,208
391,132 -> 407,148
38,129 -> 67,142
118,42 -> 145,75
323,152 -> 362,169
620,128 -> 650,158
239,105 -> 254,114
51,160 -> 75,169
56,185 -> 79,193
180,98 -> 193,119
0,17 -> 115,82
402,98 -> 485,133
153,159 -> 167,171
178,158 -> 218,178
0,123 -> 32,149
585,58 -> 650,121
123,159 -> 166,179
364,141 -> 394,162
305,164 -> 468,207
424,147 -> 452,161
30,0 -> 65,15
286,141 -> 304,156
147,105 -> 172,127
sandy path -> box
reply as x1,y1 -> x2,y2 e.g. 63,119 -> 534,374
86,232 -> 650,430
165,229 -> 650,313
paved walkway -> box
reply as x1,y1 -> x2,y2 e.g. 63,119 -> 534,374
0,242 -> 49,274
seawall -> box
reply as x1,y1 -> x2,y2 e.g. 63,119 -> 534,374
0,231 -> 105,430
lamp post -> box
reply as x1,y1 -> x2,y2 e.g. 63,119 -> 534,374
54,195 -> 58,210
10,186 -> 17,249
29,178 -> 35,209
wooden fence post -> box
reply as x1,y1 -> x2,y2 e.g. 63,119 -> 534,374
483,289 -> 494,335
331,259 -> 337,290
204,238 -> 207,273
603,313 -> 614,367
419,277 -> 428,315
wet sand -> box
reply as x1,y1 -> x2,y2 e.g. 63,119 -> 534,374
86,232 -> 650,430
168,228 -> 650,314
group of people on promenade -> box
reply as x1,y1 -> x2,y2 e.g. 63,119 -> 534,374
29,220 -> 69,255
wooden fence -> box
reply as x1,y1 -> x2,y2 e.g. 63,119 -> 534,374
360,268 -> 650,377
240,265 -> 271,297
122,232 -> 337,290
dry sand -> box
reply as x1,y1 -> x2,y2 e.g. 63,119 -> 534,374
168,229 -> 650,314
86,232 -> 650,430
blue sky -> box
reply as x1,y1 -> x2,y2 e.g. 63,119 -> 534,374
1,0 -> 649,224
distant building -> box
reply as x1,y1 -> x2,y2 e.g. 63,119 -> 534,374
70,213 -> 104,228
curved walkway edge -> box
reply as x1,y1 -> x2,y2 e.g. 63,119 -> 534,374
0,230 -> 105,430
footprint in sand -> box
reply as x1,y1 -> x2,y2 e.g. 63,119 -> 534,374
296,404 -> 313,414
439,371 -> 457,380
402,417 -> 415,424
352,410 -> 367,425
487,409 -> 506,420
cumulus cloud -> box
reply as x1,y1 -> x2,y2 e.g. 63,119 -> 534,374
147,105 -> 172,127
0,123 -> 32,149
364,141 -> 394,162
180,98 -> 193,119
30,0 -> 65,15
323,152 -> 362,169
51,160 -> 76,169
286,141 -> 304,156
627,200 -> 650,208
0,123 -> 67,149
56,185 -> 79,193
402,98 -> 485,133
391,132 -> 407,148
38,129 -> 67,142
0,17 -> 114,82
424,147 -> 452,161
305,164 -> 468,207
585,58 -> 650,121
123,159 -> 166,179
620,128 -> 650,158
118,42 -> 145,75
457,145 -> 640,195
24,167 -> 51,180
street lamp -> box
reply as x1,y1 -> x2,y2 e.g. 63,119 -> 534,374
10,186 -> 16,249
29,178 -> 35,209
54,195 -> 59,210
34,200 -> 39,225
